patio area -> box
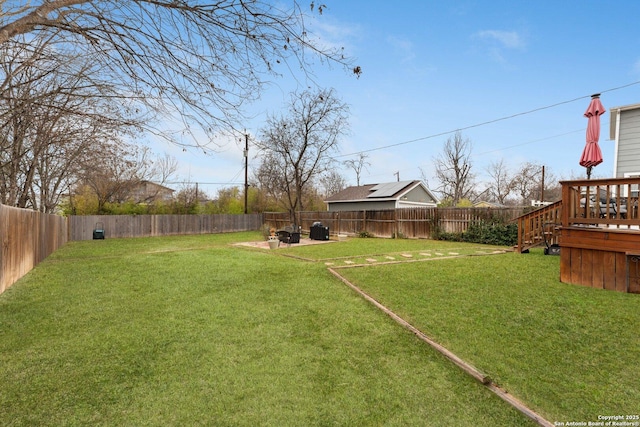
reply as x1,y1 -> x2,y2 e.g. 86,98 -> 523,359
235,237 -> 338,250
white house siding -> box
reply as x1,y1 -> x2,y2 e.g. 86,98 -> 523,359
615,107 -> 640,178
404,185 -> 438,204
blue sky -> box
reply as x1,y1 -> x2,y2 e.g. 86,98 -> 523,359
157,1 -> 640,198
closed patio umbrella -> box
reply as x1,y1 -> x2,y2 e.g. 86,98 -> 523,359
579,94 -> 605,179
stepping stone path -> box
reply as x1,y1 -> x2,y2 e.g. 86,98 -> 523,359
323,249 -> 505,268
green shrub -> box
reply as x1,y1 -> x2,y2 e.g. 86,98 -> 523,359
434,217 -> 517,246
462,220 -> 517,246
435,231 -> 464,242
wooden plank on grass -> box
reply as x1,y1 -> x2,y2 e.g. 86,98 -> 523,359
328,267 -> 554,427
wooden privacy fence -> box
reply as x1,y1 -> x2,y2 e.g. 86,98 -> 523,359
0,204 -> 68,294
1,211 -> 261,295
265,207 -> 526,239
1,206 -> 523,295
68,213 -> 263,240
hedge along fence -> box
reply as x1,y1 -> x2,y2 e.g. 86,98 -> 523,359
264,207 -> 526,239
68,213 -> 263,241
0,204 -> 68,294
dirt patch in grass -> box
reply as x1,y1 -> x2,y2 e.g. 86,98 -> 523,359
234,237 -> 337,250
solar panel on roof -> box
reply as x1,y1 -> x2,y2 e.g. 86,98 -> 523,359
367,181 -> 411,198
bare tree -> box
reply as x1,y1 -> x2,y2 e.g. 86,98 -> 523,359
433,132 -> 476,206
319,169 -> 346,197
253,151 -> 285,208
173,185 -> 200,214
511,161 -> 544,205
0,36 -> 141,212
77,142 -> 154,213
255,88 -> 349,223
0,1 -> 360,147
485,159 -> 515,204
343,153 -> 370,186
151,154 -> 179,186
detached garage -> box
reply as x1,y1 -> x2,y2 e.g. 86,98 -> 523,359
325,180 -> 439,212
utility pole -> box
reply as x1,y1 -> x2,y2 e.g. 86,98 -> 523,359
244,133 -> 249,214
394,171 -> 400,182
540,165 -> 545,203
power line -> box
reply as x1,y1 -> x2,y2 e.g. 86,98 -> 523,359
165,181 -> 243,185
476,127 -> 586,156
334,80 -> 640,159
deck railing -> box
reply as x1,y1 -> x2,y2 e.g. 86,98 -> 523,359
560,177 -> 640,228
516,200 -> 562,253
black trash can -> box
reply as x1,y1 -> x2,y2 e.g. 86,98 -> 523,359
310,222 -> 329,240
93,222 -> 105,239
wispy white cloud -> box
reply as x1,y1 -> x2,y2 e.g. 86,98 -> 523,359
385,35 -> 436,77
307,16 -> 362,53
387,35 -> 416,63
475,30 -> 525,49
472,30 -> 525,64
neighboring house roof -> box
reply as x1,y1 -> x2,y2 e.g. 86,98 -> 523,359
325,180 -> 439,206
132,180 -> 175,202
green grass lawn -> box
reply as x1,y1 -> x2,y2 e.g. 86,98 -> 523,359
0,232 -> 532,426
336,246 -> 640,423
0,232 -> 636,425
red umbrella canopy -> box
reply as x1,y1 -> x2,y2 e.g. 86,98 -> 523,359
579,95 -> 605,175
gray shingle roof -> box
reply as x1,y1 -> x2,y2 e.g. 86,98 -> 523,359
325,180 -> 419,202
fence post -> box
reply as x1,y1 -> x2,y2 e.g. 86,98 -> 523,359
394,208 -> 398,238
362,210 -> 366,235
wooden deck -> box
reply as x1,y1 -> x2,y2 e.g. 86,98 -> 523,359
516,201 -> 562,253
558,177 -> 640,293
560,227 -> 640,293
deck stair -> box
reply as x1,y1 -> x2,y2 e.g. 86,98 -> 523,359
515,200 -> 562,253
